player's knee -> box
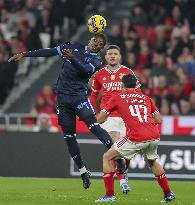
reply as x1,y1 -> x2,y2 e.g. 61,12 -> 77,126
144,157 -> 155,168
103,152 -> 110,161
63,133 -> 77,148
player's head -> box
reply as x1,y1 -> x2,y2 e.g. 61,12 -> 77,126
122,74 -> 137,89
88,34 -> 107,53
105,45 -> 121,67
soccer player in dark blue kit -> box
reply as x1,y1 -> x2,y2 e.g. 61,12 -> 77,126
8,34 -> 125,189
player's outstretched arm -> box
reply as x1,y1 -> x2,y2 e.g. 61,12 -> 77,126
150,97 -> 163,124
153,112 -> 162,124
8,48 -> 58,62
97,97 -> 117,123
89,75 -> 102,110
62,48 -> 102,74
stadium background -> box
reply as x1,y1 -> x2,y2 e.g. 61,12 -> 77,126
0,0 -> 195,202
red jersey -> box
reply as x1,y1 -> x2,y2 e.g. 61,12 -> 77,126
90,65 -> 141,116
102,89 -> 160,142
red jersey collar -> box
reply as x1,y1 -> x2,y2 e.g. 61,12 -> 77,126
105,65 -> 123,74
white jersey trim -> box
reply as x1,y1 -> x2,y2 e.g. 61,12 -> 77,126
152,110 -> 159,115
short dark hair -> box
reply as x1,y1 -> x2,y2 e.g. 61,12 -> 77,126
94,33 -> 107,46
122,74 -> 137,88
106,44 -> 121,52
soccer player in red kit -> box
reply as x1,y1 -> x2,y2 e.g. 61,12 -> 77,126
90,45 -> 141,194
95,74 -> 175,203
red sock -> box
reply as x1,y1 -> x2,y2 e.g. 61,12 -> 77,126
156,173 -> 171,195
114,161 -> 125,180
103,172 -> 115,196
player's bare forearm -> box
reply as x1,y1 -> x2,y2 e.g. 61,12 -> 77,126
96,111 -> 108,124
153,112 -> 162,124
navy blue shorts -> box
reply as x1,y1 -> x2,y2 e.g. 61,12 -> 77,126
56,94 -> 96,133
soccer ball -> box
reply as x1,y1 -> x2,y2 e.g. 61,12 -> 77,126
88,15 -> 107,34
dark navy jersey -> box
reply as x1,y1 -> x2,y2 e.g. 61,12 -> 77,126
23,43 -> 102,96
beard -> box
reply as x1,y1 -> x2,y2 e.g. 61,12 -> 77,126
109,62 -> 117,66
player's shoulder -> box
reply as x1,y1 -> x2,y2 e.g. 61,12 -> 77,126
120,65 -> 134,72
94,65 -> 107,75
144,94 -> 153,104
72,43 -> 85,49
87,50 -> 102,63
59,42 -> 83,50
94,54 -> 102,61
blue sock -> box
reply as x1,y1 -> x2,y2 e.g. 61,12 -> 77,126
90,124 -> 113,149
64,134 -> 84,169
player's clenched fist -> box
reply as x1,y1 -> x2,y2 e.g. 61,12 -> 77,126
8,53 -> 24,62
62,48 -> 73,60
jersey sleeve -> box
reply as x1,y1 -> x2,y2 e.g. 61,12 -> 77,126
23,48 -> 58,57
22,43 -> 73,57
91,73 -> 101,92
150,98 -> 159,115
70,55 -> 102,75
89,73 -> 101,109
102,96 -> 118,115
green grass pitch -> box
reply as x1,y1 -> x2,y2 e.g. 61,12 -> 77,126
0,177 -> 195,205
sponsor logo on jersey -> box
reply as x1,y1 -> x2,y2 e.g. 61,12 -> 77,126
111,75 -> 115,80
103,81 -> 122,91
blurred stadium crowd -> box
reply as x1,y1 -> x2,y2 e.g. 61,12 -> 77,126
0,0 -> 90,104
1,0 -> 195,116
107,0 -> 195,115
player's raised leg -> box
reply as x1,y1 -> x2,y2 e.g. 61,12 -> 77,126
56,96 -> 91,189
76,98 -> 126,173
76,100 -> 113,148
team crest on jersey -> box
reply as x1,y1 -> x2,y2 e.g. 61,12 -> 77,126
103,77 -> 106,80
111,75 -> 115,80
119,73 -> 126,79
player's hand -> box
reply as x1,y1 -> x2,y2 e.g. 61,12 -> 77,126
62,48 -> 73,60
96,111 -> 108,124
8,53 -> 24,62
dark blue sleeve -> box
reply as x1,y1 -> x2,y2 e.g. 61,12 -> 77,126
70,55 -> 102,74
22,43 -> 72,57
23,48 -> 58,57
